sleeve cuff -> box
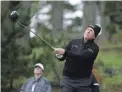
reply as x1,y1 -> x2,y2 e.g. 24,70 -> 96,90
63,50 -> 68,57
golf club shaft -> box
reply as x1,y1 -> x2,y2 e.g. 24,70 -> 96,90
17,21 -> 55,50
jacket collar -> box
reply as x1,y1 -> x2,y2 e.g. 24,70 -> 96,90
34,75 -> 43,82
82,37 -> 94,45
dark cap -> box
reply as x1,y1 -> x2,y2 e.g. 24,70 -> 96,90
88,25 -> 101,37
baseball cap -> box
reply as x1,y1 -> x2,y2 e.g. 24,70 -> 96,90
34,63 -> 44,70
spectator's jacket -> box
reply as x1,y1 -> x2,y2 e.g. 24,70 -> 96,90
20,76 -> 51,92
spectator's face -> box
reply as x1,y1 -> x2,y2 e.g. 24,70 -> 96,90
34,66 -> 43,75
84,27 -> 95,40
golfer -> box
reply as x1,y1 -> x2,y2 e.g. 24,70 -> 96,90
54,24 -> 101,92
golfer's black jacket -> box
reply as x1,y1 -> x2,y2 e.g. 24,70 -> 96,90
58,38 -> 99,78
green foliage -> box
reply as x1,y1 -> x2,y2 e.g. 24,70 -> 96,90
106,23 -> 117,35
98,51 -> 121,67
103,75 -> 122,86
28,25 -> 74,82
104,2 -> 117,15
95,50 -> 122,91
113,31 -> 122,43
1,1 -> 122,92
102,1 -> 122,43
1,1 -> 32,91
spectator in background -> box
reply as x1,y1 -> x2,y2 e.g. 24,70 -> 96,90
20,63 -> 51,92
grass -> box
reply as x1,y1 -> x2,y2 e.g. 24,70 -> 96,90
95,49 -> 122,92
97,50 -> 122,68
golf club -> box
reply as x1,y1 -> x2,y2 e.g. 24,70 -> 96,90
10,11 -> 55,50
10,11 -> 63,58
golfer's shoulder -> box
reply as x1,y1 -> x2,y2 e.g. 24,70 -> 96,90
91,42 -> 99,51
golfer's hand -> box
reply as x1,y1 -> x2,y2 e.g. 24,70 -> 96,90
54,48 -> 65,55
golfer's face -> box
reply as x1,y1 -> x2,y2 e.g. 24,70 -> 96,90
34,66 -> 43,75
84,27 -> 95,40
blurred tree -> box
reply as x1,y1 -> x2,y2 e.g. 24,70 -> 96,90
106,23 -> 117,42
104,1 -> 122,42
28,24 -> 71,83
50,1 -> 64,36
82,1 -> 97,31
1,1 -> 32,91
105,2 -> 122,25
98,1 -> 122,43
28,1 -> 81,84
97,1 -> 109,44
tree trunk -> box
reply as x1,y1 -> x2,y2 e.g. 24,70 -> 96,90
50,1 -> 64,36
98,1 -> 109,44
82,1 -> 97,31
9,78 -> 14,90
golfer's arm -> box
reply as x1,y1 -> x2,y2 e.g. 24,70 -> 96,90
57,40 -> 72,61
64,46 -> 99,60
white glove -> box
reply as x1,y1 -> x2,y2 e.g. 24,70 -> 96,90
56,54 -> 63,59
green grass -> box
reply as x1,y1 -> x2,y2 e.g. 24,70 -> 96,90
97,50 -> 122,68
95,49 -> 122,92
103,75 -> 122,86
100,44 -> 122,48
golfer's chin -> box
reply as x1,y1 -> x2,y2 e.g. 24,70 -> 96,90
84,36 -> 90,40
